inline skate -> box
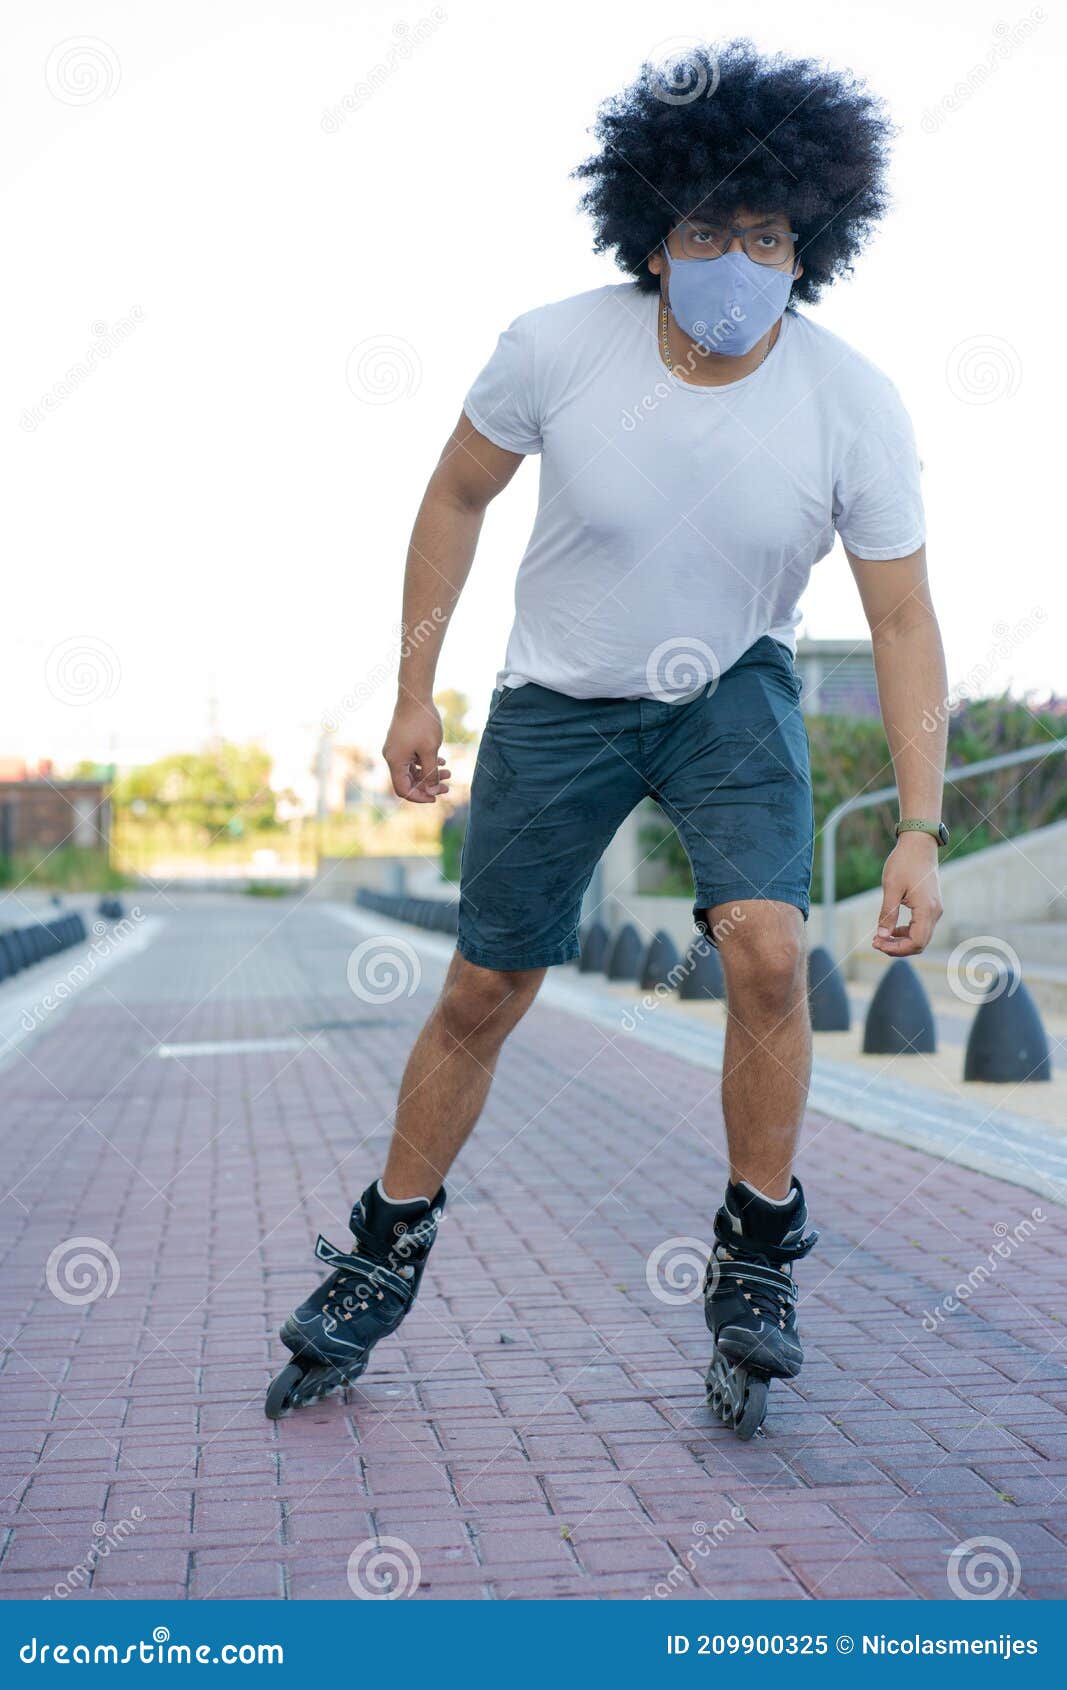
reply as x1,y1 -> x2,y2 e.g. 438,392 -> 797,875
265,1182 -> 445,1419
704,1178 -> 817,1440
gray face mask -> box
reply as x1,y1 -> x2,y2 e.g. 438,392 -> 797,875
661,244 -> 795,356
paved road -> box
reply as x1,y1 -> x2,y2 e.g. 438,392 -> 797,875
1,893 -> 1064,1601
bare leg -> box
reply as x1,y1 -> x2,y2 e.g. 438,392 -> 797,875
381,952 -> 545,1199
704,900 -> 811,1198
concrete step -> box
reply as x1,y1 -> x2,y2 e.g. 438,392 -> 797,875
975,920 -> 1067,968
849,944 -> 1067,1017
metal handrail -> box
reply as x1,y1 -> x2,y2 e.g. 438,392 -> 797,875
821,737 -> 1067,960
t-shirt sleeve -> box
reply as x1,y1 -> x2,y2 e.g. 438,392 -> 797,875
462,312 -> 543,455
833,391 -> 926,560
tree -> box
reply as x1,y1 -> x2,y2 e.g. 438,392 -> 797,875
434,689 -> 476,746
113,743 -> 280,836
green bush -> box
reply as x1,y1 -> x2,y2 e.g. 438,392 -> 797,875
642,695 -> 1066,902
0,846 -> 127,893
439,804 -> 467,885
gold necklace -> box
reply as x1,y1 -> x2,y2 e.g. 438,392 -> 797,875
660,298 -> 774,378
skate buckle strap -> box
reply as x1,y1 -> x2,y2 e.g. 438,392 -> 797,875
712,1214 -> 819,1266
710,1256 -> 798,1303
708,1254 -> 799,1322
313,1236 -> 413,1297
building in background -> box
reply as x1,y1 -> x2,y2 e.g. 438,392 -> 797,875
0,762 -> 111,861
794,637 -> 878,717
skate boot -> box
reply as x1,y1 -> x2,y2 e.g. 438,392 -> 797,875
704,1179 -> 818,1440
265,1182 -> 445,1419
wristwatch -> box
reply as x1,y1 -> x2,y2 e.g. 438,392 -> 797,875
895,819 -> 950,847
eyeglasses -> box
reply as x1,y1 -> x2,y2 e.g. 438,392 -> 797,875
671,221 -> 798,267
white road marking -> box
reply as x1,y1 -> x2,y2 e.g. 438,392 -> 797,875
155,1035 -> 316,1059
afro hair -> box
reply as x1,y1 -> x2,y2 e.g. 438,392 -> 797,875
573,40 -> 894,304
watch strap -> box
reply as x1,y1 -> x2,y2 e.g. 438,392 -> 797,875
895,819 -> 948,846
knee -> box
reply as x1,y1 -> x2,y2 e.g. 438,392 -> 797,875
438,960 -> 543,1048
718,918 -> 806,1021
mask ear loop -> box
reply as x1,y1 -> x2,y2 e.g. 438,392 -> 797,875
659,239 -> 675,320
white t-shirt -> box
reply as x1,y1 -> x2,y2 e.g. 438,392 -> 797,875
462,283 -> 925,701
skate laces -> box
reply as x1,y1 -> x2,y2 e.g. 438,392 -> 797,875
711,1248 -> 797,1325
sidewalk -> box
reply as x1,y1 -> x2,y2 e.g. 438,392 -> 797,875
1,891 -> 1064,1601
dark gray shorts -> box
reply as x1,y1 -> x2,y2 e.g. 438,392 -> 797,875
458,635 -> 813,972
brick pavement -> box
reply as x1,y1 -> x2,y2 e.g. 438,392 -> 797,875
1,893 -> 1065,1601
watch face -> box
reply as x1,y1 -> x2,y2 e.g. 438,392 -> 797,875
937,822 -> 950,847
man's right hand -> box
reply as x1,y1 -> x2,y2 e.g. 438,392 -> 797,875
383,698 -> 451,803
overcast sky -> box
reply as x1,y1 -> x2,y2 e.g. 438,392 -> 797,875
3,0 -> 1061,776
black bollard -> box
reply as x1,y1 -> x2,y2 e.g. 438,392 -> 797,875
640,929 -> 681,991
807,945 -> 851,1033
963,969 -> 1052,1083
678,937 -> 726,1001
862,958 -> 937,1054
605,923 -> 644,982
578,921 -> 609,973
433,901 -> 453,933
20,928 -> 44,966
2,931 -> 25,974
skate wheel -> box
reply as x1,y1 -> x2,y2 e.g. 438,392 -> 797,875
264,1361 -> 304,1420
735,1376 -> 768,1441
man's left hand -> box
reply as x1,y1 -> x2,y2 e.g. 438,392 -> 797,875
873,835 -> 944,956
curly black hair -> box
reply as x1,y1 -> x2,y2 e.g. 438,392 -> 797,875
573,40 -> 893,303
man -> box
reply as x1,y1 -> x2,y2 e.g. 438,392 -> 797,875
265,41 -> 948,1425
